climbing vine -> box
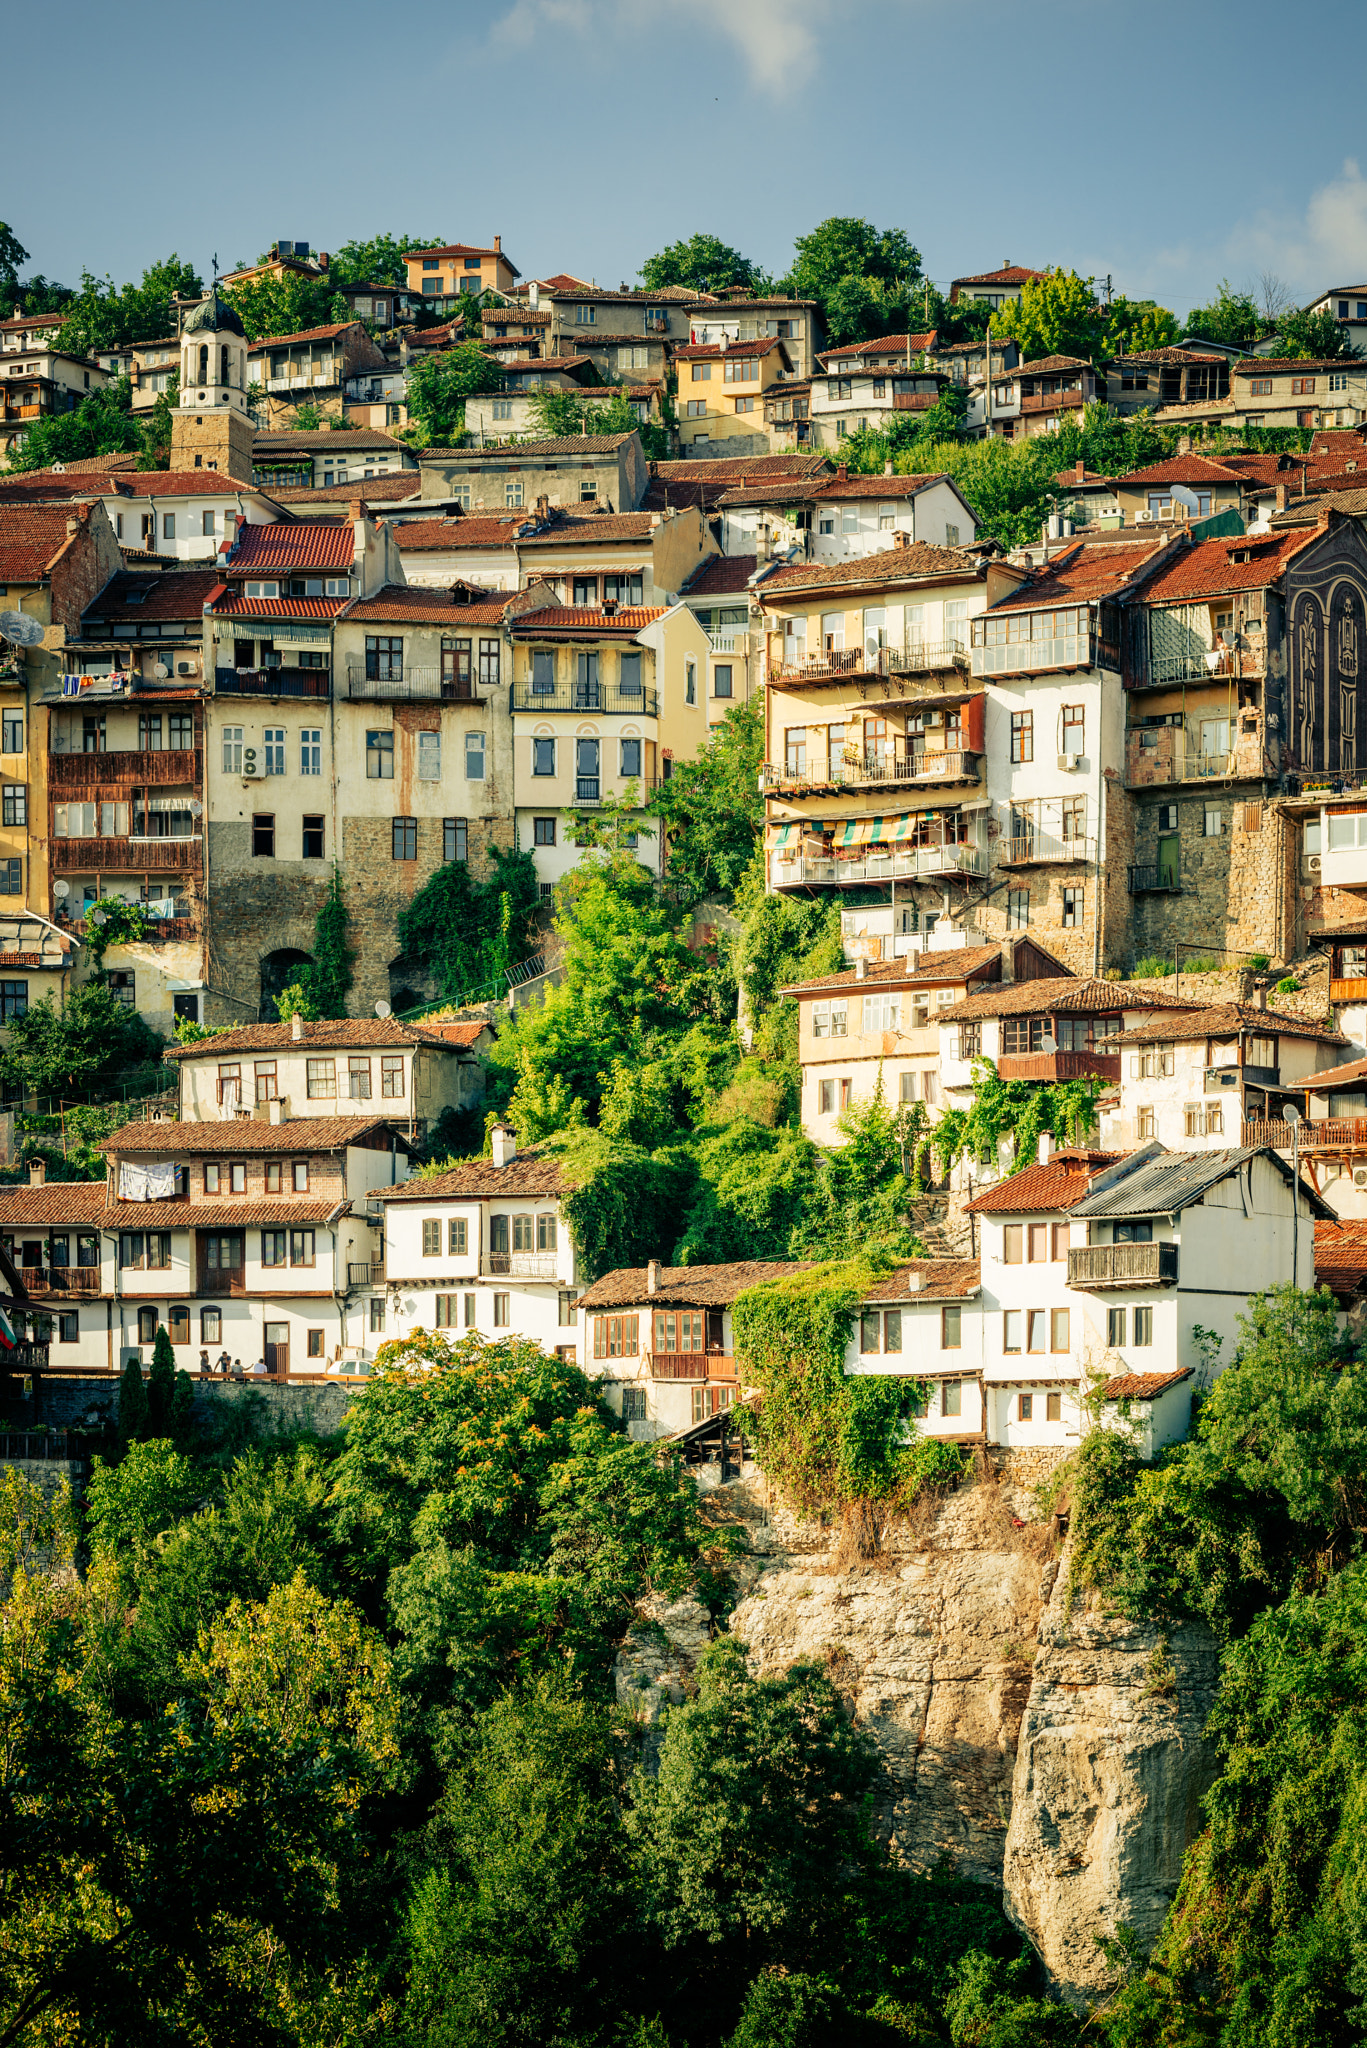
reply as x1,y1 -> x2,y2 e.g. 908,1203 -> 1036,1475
731,1260 -> 969,1513
84,898 -> 149,970
931,1058 -> 1105,1178
279,868 -> 355,1020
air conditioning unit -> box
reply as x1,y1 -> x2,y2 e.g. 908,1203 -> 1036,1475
1308,853 -> 1323,872
1137,509 -> 1154,523
242,748 -> 263,778
1056,752 -> 1082,771
1354,1166 -> 1367,1190
925,708 -> 944,727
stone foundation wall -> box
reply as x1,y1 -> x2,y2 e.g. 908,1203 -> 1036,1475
3,1373 -> 362,1437
1120,784 -> 1296,969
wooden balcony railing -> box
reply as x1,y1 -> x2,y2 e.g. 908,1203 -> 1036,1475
51,837 -> 202,872
648,1351 -> 736,1381
1067,1242 -> 1179,1289
348,1261 -> 383,1287
49,748 -> 201,788
18,1267 -> 101,1295
996,1049 -> 1121,1084
1244,1117 -> 1367,1152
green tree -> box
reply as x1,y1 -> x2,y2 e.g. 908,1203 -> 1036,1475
993,269 -> 1103,364
57,254 -> 202,356
117,1352 -> 149,1442
223,267 -> 346,342
146,1324 -> 177,1434
0,983 -> 163,1101
1183,279 -> 1261,351
85,1438 -> 203,1583
782,217 -> 923,345
649,699 -> 764,905
1278,304 -> 1359,360
0,221 -> 29,292
640,233 -> 763,295
396,841 -> 539,1009
1103,296 -> 1180,356
326,233 -> 445,291
404,342 -> 503,444
5,378 -> 145,473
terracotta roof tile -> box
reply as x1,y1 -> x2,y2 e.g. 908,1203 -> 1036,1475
419,434 -> 636,458
1140,530 -> 1317,603
245,322 -> 361,349
226,522 -> 355,571
861,1257 -> 980,1301
966,1152 -> 1122,1214
0,1184 -> 110,1224
254,429 -> 405,453
820,332 -> 938,362
414,1020 -> 493,1048
392,515 -> 523,549
271,475 -> 422,505
342,584 -> 516,624
1235,356 -> 1362,374
812,474 -> 952,502
576,1258 -> 814,1311
165,1018 -> 469,1059
650,453 -> 829,485
681,554 -> 759,596
1101,1368 -> 1193,1400
83,570 -> 221,623
989,540 -> 1168,612
1109,1002 -> 1347,1047
952,266 -> 1046,287
672,339 -> 788,362
377,1147 -> 572,1201
940,977 -> 1195,1023
1301,1054 -> 1367,1089
208,593 -> 344,619
1019,354 -> 1093,374
100,1197 -> 347,1228
1120,454 -> 1248,486
517,512 -> 665,544
106,1116 -> 406,1155
759,544 -> 985,597
781,948 -> 1004,998
509,605 -> 663,634
0,503 -> 90,582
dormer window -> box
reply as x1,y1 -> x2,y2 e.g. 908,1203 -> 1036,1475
245,581 -> 279,598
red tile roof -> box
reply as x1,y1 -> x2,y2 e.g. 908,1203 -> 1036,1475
989,540 -> 1168,612
378,1148 -> 572,1201
781,948 -> 1005,998
518,512 -> 661,544
226,522 -> 355,571
342,584 -> 517,624
102,472 -> 284,500
576,1258 -> 813,1310
271,474 -> 423,505
952,266 -> 1046,288
245,322 -> 361,350
1311,429 -> 1367,455
415,1020 -> 493,1048
99,1198 -> 348,1229
681,554 -> 758,596
207,593 -> 344,619
1100,1369 -> 1193,1401
1119,454 -> 1248,486
0,504 -> 92,581
759,544 -> 984,598
820,332 -> 938,361
106,1115 -> 405,1155
1140,530 -> 1318,604
509,605 -> 663,635
940,977 -> 1193,1023
966,1152 -> 1123,1214
1235,357 -> 1361,374
1302,1054 -> 1367,1090
420,434 -> 636,458
812,473 -> 952,501
165,1017 -> 471,1060
0,1184 -> 110,1224
1110,348 -> 1228,365
1109,1002 -> 1346,1047
392,516 -> 523,549
409,242 -> 508,261
255,428 -> 405,453
1019,355 -> 1093,375
861,1257 -> 981,1301
650,453 -> 830,485
83,570 -> 221,622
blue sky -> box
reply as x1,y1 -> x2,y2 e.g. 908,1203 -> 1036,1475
11,0 -> 1367,317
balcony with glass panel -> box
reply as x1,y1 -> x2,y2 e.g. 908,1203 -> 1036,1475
972,605 -> 1099,678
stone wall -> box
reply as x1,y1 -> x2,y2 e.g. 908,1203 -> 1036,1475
4,1372 -> 361,1436
1120,783 -> 1297,970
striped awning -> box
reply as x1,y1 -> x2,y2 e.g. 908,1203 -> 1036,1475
771,822 -> 795,848
838,818 -> 872,847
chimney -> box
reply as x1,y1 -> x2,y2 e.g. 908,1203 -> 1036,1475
266,1099 -> 288,1125
491,1123 -> 517,1167
855,956 -> 868,980
1254,986 -> 1267,1012
999,940 -> 1015,985
66,517 -> 79,539
1075,459 -> 1086,483
1178,435 -> 1191,456
884,460 -> 894,476
291,1012 -> 304,1041
494,234 -> 502,252
837,463 -> 848,481
1276,483 -> 1288,511
28,1158 -> 45,1187
1037,1131 -> 1055,1167
647,1258 -> 661,1295
906,1269 -> 924,1292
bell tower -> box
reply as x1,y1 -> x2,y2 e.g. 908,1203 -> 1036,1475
169,283 -> 254,483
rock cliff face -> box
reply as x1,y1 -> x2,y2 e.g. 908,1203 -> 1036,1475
618,1456 -> 1220,1999
1002,1570 -> 1220,2000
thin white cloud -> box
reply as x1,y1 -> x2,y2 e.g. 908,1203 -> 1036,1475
489,0 -> 817,95
1223,159 -> 1367,299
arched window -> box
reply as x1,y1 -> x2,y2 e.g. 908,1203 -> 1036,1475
198,343 -> 209,385
221,344 -> 231,386
137,1305 -> 158,1346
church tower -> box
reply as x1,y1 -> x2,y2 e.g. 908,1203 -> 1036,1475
169,289 -> 254,483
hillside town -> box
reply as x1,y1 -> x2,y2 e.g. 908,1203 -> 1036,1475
0,226 -> 1366,1459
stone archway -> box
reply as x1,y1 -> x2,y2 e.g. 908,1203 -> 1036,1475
259,948 -> 313,1022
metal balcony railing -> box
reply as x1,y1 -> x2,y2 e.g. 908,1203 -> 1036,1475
770,647 -> 867,683
348,1262 -> 383,1287
761,750 -> 980,794
1067,1242 -> 1179,1289
770,843 -> 990,887
998,832 -> 1095,867
1128,864 -> 1180,893
574,779 -> 600,804
481,1251 -> 559,1279
345,665 -> 463,703
511,681 -> 659,716
877,640 -> 970,676
216,669 -> 331,699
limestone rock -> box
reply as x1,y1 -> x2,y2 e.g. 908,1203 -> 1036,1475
1002,1567 -> 1220,2002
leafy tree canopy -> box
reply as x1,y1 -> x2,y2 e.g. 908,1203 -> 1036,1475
223,267 -> 348,342
1103,295 -> 1180,355
56,254 -> 201,356
1278,303 -> 1361,360
395,841 -> 540,1010
781,216 -> 924,345
325,232 -> 445,291
4,378 -> 148,473
992,268 -> 1104,364
403,341 -> 505,444
1183,278 -> 1262,351
640,232 -> 764,296
0,983 -> 163,1102
650,698 -> 765,905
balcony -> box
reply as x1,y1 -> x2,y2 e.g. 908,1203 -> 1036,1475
348,1261 -> 384,1287
1128,863 -> 1179,894
481,1251 -> 560,1279
997,832 -> 1095,868
62,911 -> 197,945
17,1266 -> 101,1295
770,647 -> 870,684
1144,638 -> 1266,689
648,1351 -> 736,1381
510,680 -> 659,717
760,749 -> 982,796
877,640 -> 970,678
51,836 -> 202,872
49,748 -> 200,788
1,1345 -> 50,1370
771,842 -> 990,889
1244,1116 -> 1367,1151
706,629 -> 749,653
996,1049 -> 1121,1084
1067,1242 -> 1179,1290
972,630 -> 1097,680
216,668 -> 331,699
346,663 -> 487,704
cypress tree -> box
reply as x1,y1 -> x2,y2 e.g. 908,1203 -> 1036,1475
118,1352 -> 149,1441
147,1325 -> 176,1434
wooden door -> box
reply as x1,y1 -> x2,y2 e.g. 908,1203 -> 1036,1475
1157,834 -> 1179,888
265,1321 -> 289,1377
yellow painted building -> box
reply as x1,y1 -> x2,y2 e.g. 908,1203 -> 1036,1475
674,339 -> 794,457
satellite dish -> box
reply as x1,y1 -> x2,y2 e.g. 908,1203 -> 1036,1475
52,881 -> 70,899
153,662 -> 169,679
0,611 -> 44,647
374,1000 -> 392,1018
1039,1034 -> 1057,1055
86,908 -> 106,928
189,798 -> 203,818
1284,1103 -> 1301,1127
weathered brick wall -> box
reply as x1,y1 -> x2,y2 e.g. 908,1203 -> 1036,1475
1122,786 -> 1294,969
204,820 -> 331,1027
4,1373 -> 361,1435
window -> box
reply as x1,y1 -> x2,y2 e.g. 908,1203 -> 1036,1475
1,713 -> 22,754
1291,376 -> 1316,395
686,662 -> 696,705
262,1232 -> 287,1267
1249,377 -> 1272,396
229,1161 -> 246,1194
819,1080 -> 835,1114
265,1161 -> 281,1192
1132,1306 -> 1154,1346
0,859 -> 20,894
1028,1222 -> 1049,1262
533,817 -> 556,846
1052,1309 -> 1070,1352
1010,711 -> 1033,763
201,1307 -> 220,1344
263,726 -> 285,775
447,1217 -> 467,1256
713,663 -> 733,698
252,814 -> 274,857
941,1380 -> 962,1418
1007,889 -> 1030,930
298,813 -> 324,860
512,1213 -> 534,1253
859,1310 -> 881,1355
222,725 -> 243,775
137,1306 -> 159,1347
1204,803 -> 1223,837
942,1304 -> 961,1349
2,785 -> 25,827
366,730 -> 394,780
466,732 -> 485,779
537,1213 -> 557,1253
533,736 -> 555,777
1247,1034 -> 1275,1069
392,816 -> 417,861
593,1314 -> 640,1358
347,1056 -> 372,1101
1137,1105 -> 1156,1138
1062,886 -> 1084,927
162,514 -> 175,540
206,1162 -> 223,1196
57,1311 -> 79,1344
372,1055 -> 401,1102
493,1292 -> 511,1327
254,1060 -> 277,1104
306,1058 -> 336,1099
1018,1393 -> 1033,1421
369,1297 -> 386,1333
606,575 -> 644,608
290,1230 -> 315,1268
1002,1224 -> 1023,1264
685,399 -> 706,417
291,1160 -> 308,1194
422,1219 -> 441,1256
861,991 -> 901,1033
1108,1305 -> 1126,1346
621,737 -> 641,778
435,816 -> 466,866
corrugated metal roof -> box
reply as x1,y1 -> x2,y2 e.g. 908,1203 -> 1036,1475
1069,1145 -> 1334,1220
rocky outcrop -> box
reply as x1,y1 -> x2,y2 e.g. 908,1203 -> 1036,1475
1002,1569 -> 1220,2001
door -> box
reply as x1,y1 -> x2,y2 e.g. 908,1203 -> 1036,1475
706,1309 -> 725,1352
1157,833 -> 1179,888
20,1239 -> 41,1269
264,1321 -> 289,1377
234,640 -> 254,670
863,716 -> 888,773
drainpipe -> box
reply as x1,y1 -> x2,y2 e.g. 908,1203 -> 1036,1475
1093,768 -> 1106,977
